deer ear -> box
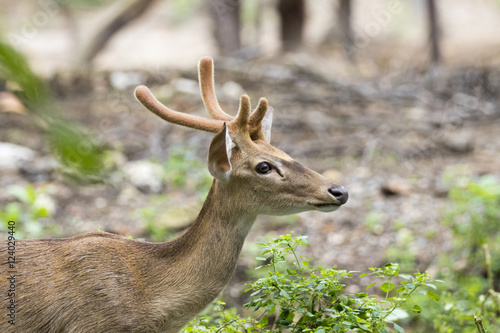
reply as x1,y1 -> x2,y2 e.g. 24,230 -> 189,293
208,123 -> 234,181
261,106 -> 273,143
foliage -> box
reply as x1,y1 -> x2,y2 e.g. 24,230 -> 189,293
431,172 -> 500,332
0,184 -> 59,238
390,171 -> 500,332
183,301 -> 259,333
183,233 -> 440,333
162,143 -> 212,196
442,173 -> 500,271
137,144 -> 212,241
0,39 -> 106,181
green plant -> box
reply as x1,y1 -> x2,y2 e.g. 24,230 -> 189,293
0,39 -> 106,181
183,301 -> 261,333
135,144 -> 212,241
443,173 -> 500,270
436,173 -> 500,332
162,144 -> 212,196
184,233 -> 440,333
400,171 -> 500,332
0,184 -> 59,238
384,227 -> 418,272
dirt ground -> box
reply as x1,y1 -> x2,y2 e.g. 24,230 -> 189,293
1,0 -> 500,313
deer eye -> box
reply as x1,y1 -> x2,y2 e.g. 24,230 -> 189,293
255,162 -> 272,174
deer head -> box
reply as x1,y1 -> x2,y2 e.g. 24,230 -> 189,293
135,57 -> 348,217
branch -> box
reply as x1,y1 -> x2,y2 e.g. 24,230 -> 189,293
78,0 -> 158,68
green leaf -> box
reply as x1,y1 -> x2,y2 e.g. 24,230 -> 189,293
394,287 -> 406,296
302,260 -> 309,268
356,292 -> 368,298
255,257 -> 267,261
366,282 -> 376,289
258,315 -> 268,326
280,290 -> 291,299
37,207 -> 49,218
393,322 -> 405,333
425,291 -> 440,302
424,283 -> 437,290
380,282 -> 395,293
359,273 -> 368,278
8,185 -> 30,203
386,308 -> 409,321
412,304 -> 422,314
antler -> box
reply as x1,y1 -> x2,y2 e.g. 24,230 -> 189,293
135,85 -> 223,133
198,57 -> 269,126
134,57 -> 271,137
198,57 -> 233,121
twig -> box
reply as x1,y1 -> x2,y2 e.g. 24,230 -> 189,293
482,244 -> 499,313
474,314 -> 487,333
483,244 -> 494,291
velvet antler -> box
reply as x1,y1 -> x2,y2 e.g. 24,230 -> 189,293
135,85 -> 223,133
134,57 -> 271,138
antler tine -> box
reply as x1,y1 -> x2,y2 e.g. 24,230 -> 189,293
248,98 -> 269,127
135,85 -> 223,133
232,94 -> 251,132
198,57 -> 233,121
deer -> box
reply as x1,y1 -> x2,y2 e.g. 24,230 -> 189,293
1,57 -> 348,333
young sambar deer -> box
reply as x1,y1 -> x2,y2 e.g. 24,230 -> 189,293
1,57 -> 348,332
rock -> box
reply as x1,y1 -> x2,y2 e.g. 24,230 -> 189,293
157,200 -> 203,229
103,151 -> 127,169
0,142 -> 36,172
117,184 -> 145,205
0,92 -> 27,114
221,81 -> 245,100
123,160 -> 164,194
440,131 -> 474,153
20,156 -> 58,182
380,177 -> 412,196
171,78 -> 199,95
109,71 -> 146,90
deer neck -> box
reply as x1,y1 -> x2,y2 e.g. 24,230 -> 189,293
158,179 -> 256,292
184,179 -> 256,245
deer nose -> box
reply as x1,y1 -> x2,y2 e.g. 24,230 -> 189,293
328,187 -> 348,205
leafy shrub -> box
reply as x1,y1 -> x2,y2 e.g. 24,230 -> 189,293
183,233 -> 440,333
0,184 -> 58,238
397,171 -> 500,332
432,173 -> 500,332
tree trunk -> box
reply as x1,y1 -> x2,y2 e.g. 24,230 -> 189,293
338,0 -> 354,62
209,0 -> 241,55
78,0 -> 158,68
426,0 -> 441,65
278,0 -> 305,52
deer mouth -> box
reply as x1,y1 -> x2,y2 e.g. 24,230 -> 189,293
310,202 -> 342,212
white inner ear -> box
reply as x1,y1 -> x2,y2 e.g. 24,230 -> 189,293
261,107 -> 273,143
225,127 -> 235,174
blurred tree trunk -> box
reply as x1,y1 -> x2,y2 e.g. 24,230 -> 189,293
426,0 -> 441,65
338,0 -> 354,62
78,0 -> 158,68
60,4 -> 79,56
278,0 -> 305,52
210,0 -> 241,55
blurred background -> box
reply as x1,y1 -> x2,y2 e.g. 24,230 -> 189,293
1,0 -> 499,331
